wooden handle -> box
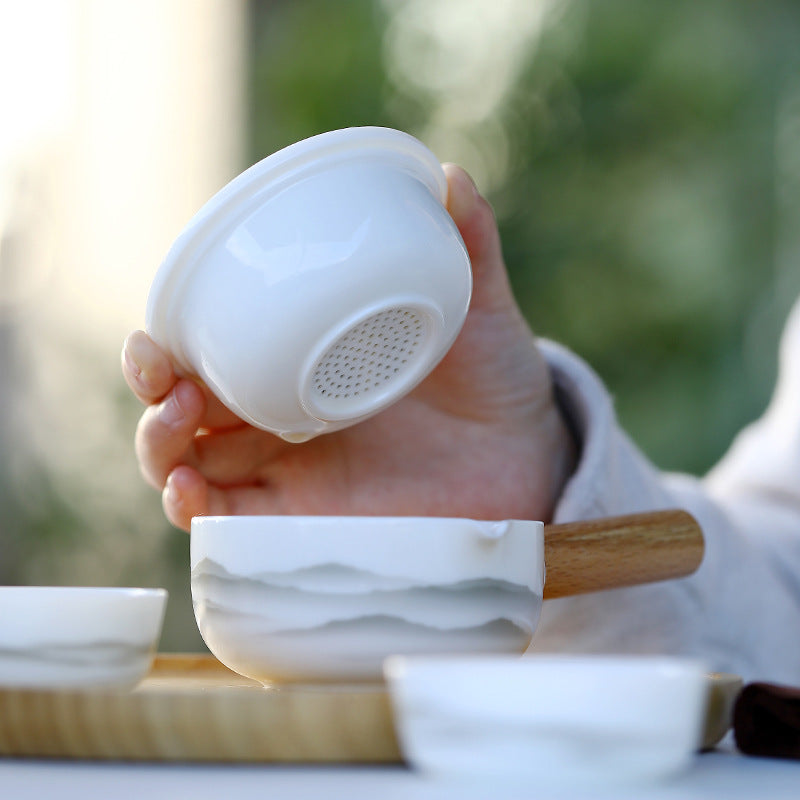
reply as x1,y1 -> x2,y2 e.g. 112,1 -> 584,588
542,509 -> 704,599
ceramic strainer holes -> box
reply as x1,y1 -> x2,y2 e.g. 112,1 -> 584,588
309,307 -> 427,414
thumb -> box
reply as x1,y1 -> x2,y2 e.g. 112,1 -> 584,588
442,163 -> 516,315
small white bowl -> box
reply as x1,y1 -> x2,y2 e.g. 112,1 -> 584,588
146,127 -> 472,442
190,516 -> 544,683
0,587 -> 168,690
384,654 -> 708,788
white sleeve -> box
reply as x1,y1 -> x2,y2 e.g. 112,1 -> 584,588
531,310 -> 800,685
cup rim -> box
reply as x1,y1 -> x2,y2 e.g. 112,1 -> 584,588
192,514 -> 544,537
189,516 -> 545,591
145,126 -> 447,370
0,586 -> 167,598
384,652 -> 709,681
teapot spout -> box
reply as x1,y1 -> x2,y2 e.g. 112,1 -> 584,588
473,520 -> 512,540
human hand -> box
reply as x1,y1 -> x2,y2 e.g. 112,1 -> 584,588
122,164 -> 577,531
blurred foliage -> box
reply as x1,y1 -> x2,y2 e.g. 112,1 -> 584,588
3,0 -> 798,651
249,0 -> 392,151
250,0 -> 800,473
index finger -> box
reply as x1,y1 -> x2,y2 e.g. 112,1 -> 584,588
122,330 -> 177,405
122,329 -> 251,430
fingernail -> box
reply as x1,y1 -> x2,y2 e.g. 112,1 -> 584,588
160,388 -> 185,426
447,167 -> 480,221
124,337 -> 157,393
123,345 -> 142,380
163,473 -> 179,506
463,171 -> 480,204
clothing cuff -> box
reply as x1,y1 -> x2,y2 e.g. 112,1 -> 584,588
538,338 -> 673,522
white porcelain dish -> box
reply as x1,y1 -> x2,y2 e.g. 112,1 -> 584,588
190,516 -> 544,683
146,127 -> 472,443
0,587 -> 168,690
384,654 -> 709,788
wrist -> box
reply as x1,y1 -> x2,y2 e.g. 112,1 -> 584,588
541,395 -> 580,522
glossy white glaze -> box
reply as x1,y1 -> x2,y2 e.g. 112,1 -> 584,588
146,127 -> 472,442
0,587 -> 167,689
385,654 -> 709,788
190,516 -> 544,683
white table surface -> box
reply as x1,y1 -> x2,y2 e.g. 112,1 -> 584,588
1,745 -> 798,800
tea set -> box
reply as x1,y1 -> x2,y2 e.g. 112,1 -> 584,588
0,128 -> 712,786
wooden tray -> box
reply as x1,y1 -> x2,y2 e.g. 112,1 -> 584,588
0,654 -> 398,762
0,654 -> 740,762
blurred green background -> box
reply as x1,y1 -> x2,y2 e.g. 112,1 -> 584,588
249,0 -> 800,474
3,0 -> 799,650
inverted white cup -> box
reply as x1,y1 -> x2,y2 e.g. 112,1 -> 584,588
146,127 -> 472,442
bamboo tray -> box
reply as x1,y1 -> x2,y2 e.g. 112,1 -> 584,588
0,654 -> 740,762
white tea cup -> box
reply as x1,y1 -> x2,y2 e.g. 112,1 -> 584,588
146,127 -> 472,442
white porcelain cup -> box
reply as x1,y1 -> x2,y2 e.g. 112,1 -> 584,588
384,654 -> 709,787
146,127 -> 472,442
190,516 -> 544,683
0,587 -> 168,689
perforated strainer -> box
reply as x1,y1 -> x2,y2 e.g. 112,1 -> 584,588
302,304 -> 436,421
146,127 -> 471,440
